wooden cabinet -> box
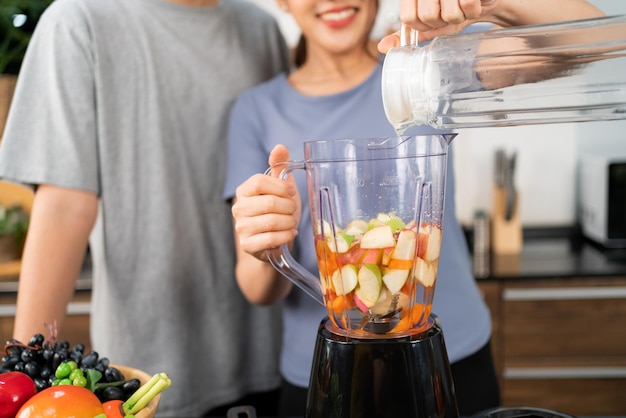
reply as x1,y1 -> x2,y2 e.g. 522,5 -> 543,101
0,279 -> 92,353
479,276 -> 626,416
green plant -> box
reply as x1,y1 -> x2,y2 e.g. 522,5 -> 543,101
0,0 -> 54,75
0,204 -> 29,249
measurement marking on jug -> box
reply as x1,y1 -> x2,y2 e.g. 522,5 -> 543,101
352,177 -> 365,187
382,175 -> 400,186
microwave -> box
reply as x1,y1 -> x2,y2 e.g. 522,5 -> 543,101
579,155 -> 626,248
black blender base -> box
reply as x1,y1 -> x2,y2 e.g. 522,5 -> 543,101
306,316 -> 459,418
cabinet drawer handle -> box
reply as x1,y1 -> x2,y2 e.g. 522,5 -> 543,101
504,367 -> 626,379
0,302 -> 91,317
503,286 -> 626,301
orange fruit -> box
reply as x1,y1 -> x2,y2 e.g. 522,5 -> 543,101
15,385 -> 105,418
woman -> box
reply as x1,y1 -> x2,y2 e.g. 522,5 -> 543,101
223,0 -> 603,416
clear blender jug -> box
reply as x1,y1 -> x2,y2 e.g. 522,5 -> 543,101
267,134 -> 455,338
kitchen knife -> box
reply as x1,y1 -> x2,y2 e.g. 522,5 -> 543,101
495,149 -> 506,187
504,152 -> 517,221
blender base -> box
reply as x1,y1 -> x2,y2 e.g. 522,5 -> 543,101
306,316 -> 459,418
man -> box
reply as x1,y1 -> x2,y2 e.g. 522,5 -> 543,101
0,0 -> 289,415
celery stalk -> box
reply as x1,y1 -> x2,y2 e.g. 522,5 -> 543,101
122,372 -> 171,415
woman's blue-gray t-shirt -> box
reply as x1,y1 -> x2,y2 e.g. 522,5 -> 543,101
223,64 -> 491,388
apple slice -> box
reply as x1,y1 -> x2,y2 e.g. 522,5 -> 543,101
391,229 -> 417,260
370,287 -> 393,315
375,213 -> 405,231
361,225 -> 395,249
382,268 -> 410,294
381,246 -> 395,266
353,293 -> 369,312
385,216 -> 405,234
339,247 -> 382,265
414,257 -> 436,287
326,233 -> 353,254
344,219 -> 369,238
315,219 -> 333,236
360,248 -> 383,265
354,264 -> 382,307
367,218 -> 385,230
331,264 -> 358,296
319,273 -> 328,294
417,225 -> 443,262
339,245 -> 364,265
377,212 -> 392,221
405,219 -> 417,231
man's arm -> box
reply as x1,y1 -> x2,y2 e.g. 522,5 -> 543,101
13,185 -> 97,342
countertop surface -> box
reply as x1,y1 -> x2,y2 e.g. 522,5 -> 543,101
472,228 -> 626,280
1,229 -> 625,292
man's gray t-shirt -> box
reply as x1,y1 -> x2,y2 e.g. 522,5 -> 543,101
0,0 -> 289,415
223,64 -> 492,388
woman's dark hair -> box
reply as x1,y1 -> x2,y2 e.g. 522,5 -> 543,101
293,2 -> 379,68
293,35 -> 308,68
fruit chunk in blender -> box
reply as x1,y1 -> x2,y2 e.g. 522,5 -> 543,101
316,213 -> 442,325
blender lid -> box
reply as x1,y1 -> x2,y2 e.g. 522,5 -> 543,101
472,406 -> 577,418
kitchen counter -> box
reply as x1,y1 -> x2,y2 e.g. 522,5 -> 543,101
471,228 -> 626,416
2,228 -> 623,288
471,227 -> 626,280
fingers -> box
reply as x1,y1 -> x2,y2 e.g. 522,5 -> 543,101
234,208 -> 299,256
400,0 -> 487,31
232,173 -> 299,257
269,144 -> 290,167
459,0 -> 483,20
377,33 -> 401,54
233,144 -> 302,259
233,174 -> 298,224
268,144 -> 291,178
378,0 -> 491,54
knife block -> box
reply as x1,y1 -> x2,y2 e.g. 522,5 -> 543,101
491,186 -> 522,255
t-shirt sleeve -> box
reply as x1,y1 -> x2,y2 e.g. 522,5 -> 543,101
222,91 -> 270,202
0,2 -> 99,193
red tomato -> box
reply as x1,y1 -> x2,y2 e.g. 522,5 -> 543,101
102,399 -> 125,418
0,371 -> 37,418
15,385 -> 105,418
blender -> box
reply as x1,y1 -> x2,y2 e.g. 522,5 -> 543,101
267,134 -> 458,417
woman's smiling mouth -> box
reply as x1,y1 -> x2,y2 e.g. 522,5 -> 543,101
318,7 -> 358,28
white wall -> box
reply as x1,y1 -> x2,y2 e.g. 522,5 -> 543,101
452,124 -> 580,227
251,0 -> 626,227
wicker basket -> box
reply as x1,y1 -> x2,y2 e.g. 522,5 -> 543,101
112,365 -> 162,418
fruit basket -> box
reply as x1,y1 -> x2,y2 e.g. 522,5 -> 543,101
112,365 -> 161,418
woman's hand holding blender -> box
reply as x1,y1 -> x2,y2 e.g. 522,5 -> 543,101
231,145 -> 302,304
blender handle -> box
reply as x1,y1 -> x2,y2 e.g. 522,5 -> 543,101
265,162 -> 326,306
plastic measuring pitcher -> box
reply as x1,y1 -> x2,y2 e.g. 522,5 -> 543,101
267,135 -> 456,338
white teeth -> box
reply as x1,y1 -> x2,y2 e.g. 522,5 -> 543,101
321,8 -> 356,22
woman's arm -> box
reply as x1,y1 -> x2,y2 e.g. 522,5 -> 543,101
485,0 -> 604,29
232,216 -> 293,305
231,145 -> 301,305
